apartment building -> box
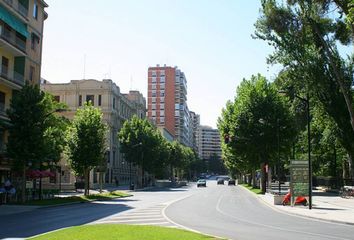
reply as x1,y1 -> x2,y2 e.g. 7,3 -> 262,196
0,0 -> 47,183
190,111 -> 200,153
41,79 -> 146,188
197,125 -> 222,161
147,64 -> 195,147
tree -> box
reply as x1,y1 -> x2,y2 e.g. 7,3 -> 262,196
218,74 -> 296,192
66,102 -> 107,196
7,84 -> 67,202
254,0 -> 354,177
118,115 -> 168,186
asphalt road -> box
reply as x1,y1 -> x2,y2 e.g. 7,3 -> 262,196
0,187 -> 193,239
165,180 -> 354,240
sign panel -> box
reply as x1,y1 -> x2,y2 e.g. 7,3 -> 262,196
290,160 -> 309,206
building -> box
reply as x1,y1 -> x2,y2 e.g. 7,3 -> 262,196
147,64 -> 194,147
0,0 -> 48,184
197,125 -> 222,161
190,111 -> 200,153
41,79 -> 146,188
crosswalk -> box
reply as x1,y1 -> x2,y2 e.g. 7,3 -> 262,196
92,204 -> 177,228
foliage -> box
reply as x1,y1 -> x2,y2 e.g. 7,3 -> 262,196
255,0 -> 354,177
6,84 -> 68,202
66,102 -> 107,195
218,75 -> 296,179
118,116 -> 200,180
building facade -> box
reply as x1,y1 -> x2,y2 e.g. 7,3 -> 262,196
197,125 -> 222,161
147,64 -> 195,147
41,79 -> 146,188
0,0 -> 47,184
189,111 -> 200,153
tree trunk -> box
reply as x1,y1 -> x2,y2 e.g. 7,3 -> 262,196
261,162 -> 267,194
21,164 -> 26,203
252,168 -> 257,188
84,168 -> 90,196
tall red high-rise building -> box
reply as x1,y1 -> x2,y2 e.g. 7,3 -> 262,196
147,65 -> 192,147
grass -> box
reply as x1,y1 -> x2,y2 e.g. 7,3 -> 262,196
24,191 -> 131,206
28,224 -> 222,240
240,183 -> 263,194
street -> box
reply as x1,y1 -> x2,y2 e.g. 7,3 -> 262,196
165,181 -> 354,240
1,181 -> 354,240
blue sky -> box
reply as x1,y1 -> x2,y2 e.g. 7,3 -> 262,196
42,0 -> 277,128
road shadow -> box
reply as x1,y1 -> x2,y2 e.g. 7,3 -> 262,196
0,202 -> 133,238
134,187 -> 189,192
313,191 -> 339,197
313,206 -> 345,211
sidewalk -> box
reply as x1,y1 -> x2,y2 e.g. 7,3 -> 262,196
257,190 -> 354,225
0,185 -> 132,217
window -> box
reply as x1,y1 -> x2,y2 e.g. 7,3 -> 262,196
33,2 -> 38,19
86,95 -> 94,105
79,95 -> 82,106
152,84 -> 156,90
151,71 -> 157,77
152,90 -> 156,97
175,111 -> 180,116
160,97 -> 164,103
175,104 -> 180,110
160,117 -> 165,123
160,104 -> 164,110
160,83 -> 165,89
160,110 -> 165,116
98,95 -> 102,106
152,104 -> 156,110
160,77 -> 165,83
152,111 -> 156,117
1,57 -> 9,77
31,33 -> 40,51
29,66 -> 35,82
152,97 -> 156,103
160,70 -> 165,76
54,96 -> 60,102
0,91 -> 5,112
152,77 -> 157,83
113,97 -> 116,109
160,91 -> 165,97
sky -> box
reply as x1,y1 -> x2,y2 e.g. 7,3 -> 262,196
41,0 -> 278,128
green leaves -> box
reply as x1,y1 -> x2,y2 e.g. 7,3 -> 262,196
218,74 -> 296,174
66,102 -> 107,176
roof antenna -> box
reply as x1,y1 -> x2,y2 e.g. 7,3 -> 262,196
83,54 -> 86,80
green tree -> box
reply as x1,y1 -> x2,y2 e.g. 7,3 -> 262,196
118,115 -> 168,185
7,84 -> 67,202
218,74 -> 296,192
66,102 -> 107,196
255,0 -> 354,177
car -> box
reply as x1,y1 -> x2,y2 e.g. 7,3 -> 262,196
228,179 -> 236,185
197,179 -> 206,187
217,179 -> 224,185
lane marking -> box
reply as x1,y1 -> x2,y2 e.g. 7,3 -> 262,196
215,195 -> 351,240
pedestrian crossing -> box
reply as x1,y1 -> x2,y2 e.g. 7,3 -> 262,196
92,204 -> 177,228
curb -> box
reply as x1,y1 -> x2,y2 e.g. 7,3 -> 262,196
239,185 -> 354,226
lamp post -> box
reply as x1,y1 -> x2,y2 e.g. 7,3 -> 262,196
294,93 -> 312,210
278,91 -> 312,209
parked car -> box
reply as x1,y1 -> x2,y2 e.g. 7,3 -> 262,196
197,179 -> 207,187
228,179 -> 236,185
217,179 -> 224,185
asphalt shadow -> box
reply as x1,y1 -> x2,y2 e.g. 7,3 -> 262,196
0,202 -> 133,238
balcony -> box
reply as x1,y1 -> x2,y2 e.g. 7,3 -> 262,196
0,23 -> 27,56
2,0 -> 29,20
1,65 -> 25,87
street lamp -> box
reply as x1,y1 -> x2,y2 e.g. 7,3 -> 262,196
279,91 -> 312,209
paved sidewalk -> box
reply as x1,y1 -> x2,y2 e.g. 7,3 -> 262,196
0,185 -> 132,217
258,190 -> 354,225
